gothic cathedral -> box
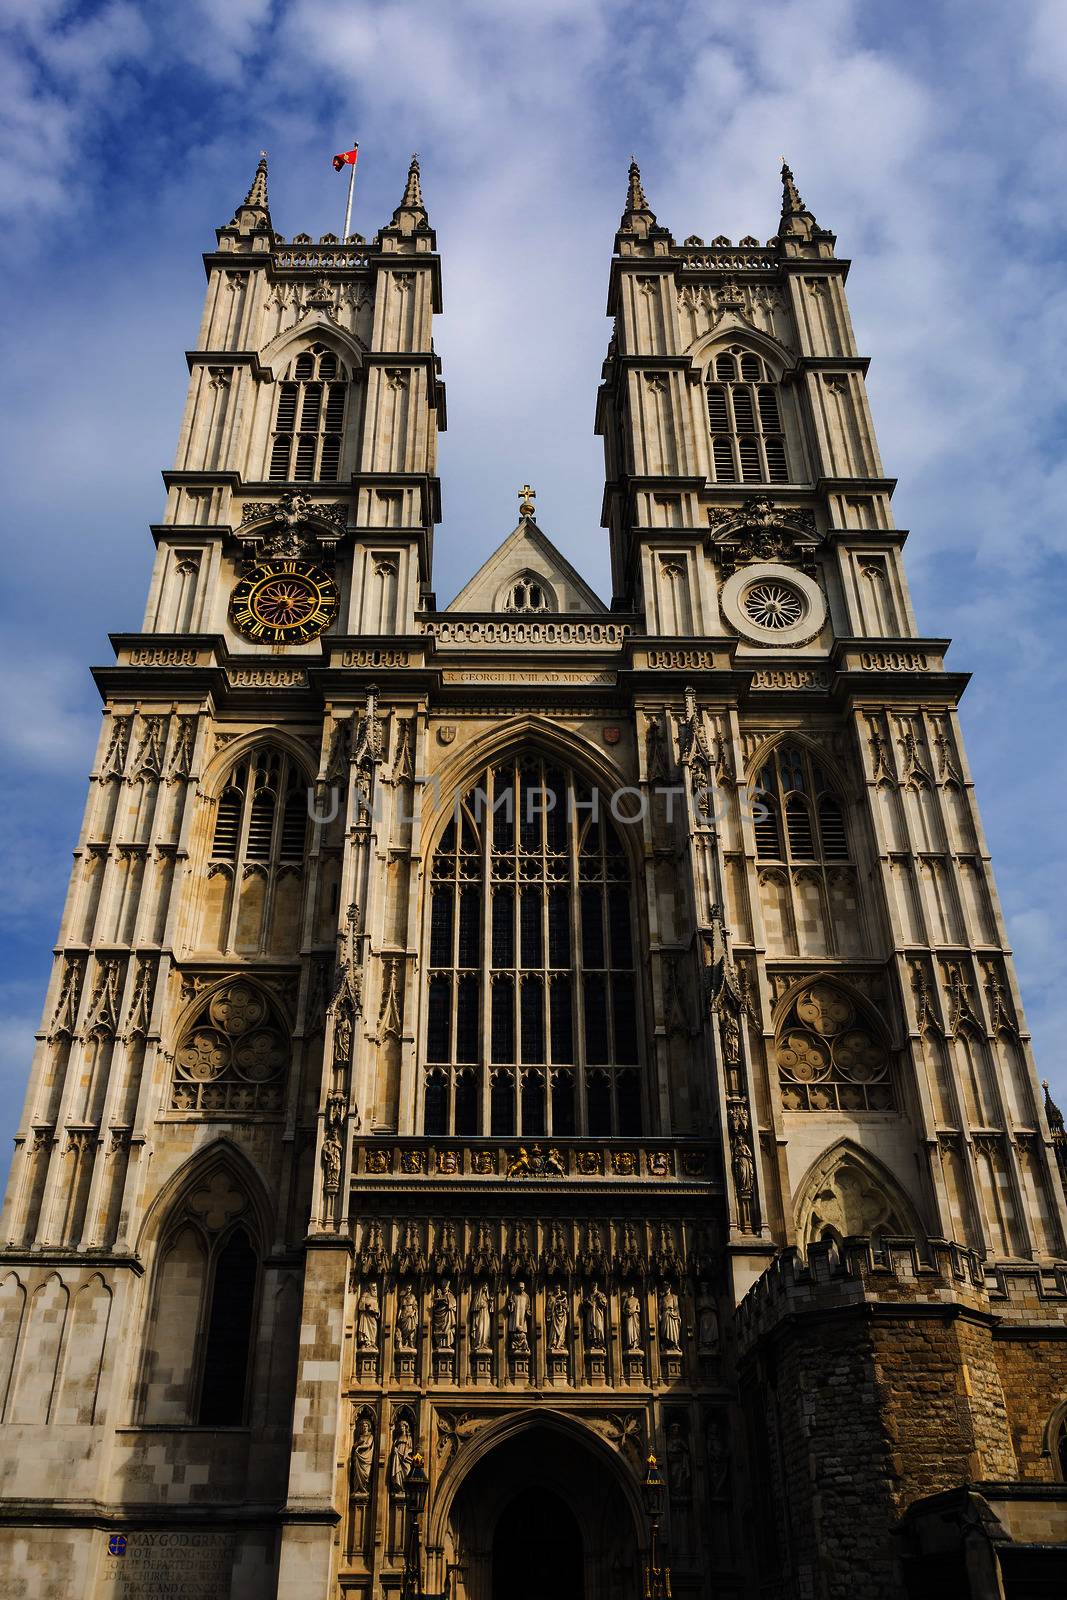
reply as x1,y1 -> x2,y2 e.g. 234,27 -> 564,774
1,153 -> 1066,1600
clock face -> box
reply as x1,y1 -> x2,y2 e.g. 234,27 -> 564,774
229,559 -> 339,645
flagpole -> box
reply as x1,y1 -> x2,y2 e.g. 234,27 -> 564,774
342,143 -> 358,241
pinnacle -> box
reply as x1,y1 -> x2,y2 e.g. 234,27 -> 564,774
392,153 -> 428,225
626,157 -> 650,215
402,153 -> 424,210
780,157 -> 808,221
1044,1079 -> 1065,1134
243,152 -> 270,212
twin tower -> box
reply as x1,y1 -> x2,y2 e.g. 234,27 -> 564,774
0,152 -> 1065,1600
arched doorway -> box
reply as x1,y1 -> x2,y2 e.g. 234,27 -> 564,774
491,1488 -> 583,1600
440,1417 -> 641,1600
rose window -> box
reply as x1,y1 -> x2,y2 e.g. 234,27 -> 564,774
742,580 -> 804,630
776,984 -> 891,1111
172,981 -> 287,1113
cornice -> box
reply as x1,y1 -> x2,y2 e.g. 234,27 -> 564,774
185,349 -> 273,381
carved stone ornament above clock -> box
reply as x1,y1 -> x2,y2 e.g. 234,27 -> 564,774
708,494 -> 821,578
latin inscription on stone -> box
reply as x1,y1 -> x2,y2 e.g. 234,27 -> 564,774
442,668 -> 616,686
99,1531 -> 235,1598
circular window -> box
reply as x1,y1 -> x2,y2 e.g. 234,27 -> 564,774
720,561 -> 827,647
742,579 -> 805,631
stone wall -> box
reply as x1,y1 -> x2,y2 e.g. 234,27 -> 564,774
736,1238 -> 1067,1599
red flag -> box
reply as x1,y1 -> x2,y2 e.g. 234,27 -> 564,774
332,146 -> 359,171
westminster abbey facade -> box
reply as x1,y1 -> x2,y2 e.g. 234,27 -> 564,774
1,152 -> 1066,1600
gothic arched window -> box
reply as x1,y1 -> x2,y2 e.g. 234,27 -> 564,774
502,574 -> 554,613
171,980 -> 289,1114
204,746 -> 308,956
776,982 -> 893,1112
706,347 -> 789,485
753,746 -> 849,866
752,743 -> 863,960
268,344 -> 348,484
424,755 -> 644,1135
140,1168 -> 261,1425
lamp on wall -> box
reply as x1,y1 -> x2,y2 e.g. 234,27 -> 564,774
402,1452 -> 429,1599
642,1452 -> 671,1599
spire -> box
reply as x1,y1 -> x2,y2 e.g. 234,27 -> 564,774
244,152 -> 270,211
619,156 -> 656,234
1043,1080 -> 1065,1136
779,158 -> 805,220
391,153 -> 428,229
778,156 -> 821,242
227,151 -> 273,236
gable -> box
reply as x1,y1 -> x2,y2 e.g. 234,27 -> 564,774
445,520 -> 607,614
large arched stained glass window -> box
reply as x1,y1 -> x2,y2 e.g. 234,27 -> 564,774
424,755 -> 643,1136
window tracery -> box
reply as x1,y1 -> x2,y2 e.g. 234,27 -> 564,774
706,347 -> 789,484
268,344 -> 348,483
171,981 -> 288,1113
776,982 -> 892,1111
424,755 -> 643,1136
141,1165 -> 261,1426
502,575 -> 552,613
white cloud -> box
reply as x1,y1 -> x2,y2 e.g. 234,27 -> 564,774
1,0 -> 1066,1126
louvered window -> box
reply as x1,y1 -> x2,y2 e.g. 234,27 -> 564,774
207,748 -> 308,944
424,756 -> 645,1136
706,346 -> 791,484
268,345 -> 349,483
753,748 -> 852,867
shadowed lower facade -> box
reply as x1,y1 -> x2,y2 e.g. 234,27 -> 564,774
1,152 -> 1066,1599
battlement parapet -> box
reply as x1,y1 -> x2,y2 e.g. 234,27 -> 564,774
736,1236 -> 1067,1352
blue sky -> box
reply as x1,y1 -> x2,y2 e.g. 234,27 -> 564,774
2,0 -> 1066,1171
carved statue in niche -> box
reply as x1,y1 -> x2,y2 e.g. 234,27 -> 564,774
548,1284 -> 569,1351
696,1284 -> 720,1354
471,1282 -> 492,1351
396,1284 -> 419,1352
659,1285 -> 682,1352
666,1421 -> 692,1499
505,1280 -> 531,1354
622,1285 -> 642,1352
387,1415 -> 414,1496
321,1136 -> 342,1195
583,1282 -> 608,1350
356,1281 -> 380,1349
349,1410 -> 376,1497
431,1281 -> 457,1351
706,1415 -> 730,1496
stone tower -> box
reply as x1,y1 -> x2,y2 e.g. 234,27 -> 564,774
0,153 -> 1065,1600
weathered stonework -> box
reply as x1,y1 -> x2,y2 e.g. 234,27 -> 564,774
1,152 -> 1065,1598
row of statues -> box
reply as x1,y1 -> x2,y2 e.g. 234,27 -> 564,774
351,1410 -> 721,1507
355,1278 -> 720,1356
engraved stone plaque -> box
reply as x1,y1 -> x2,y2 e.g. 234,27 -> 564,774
99,1531 -> 235,1598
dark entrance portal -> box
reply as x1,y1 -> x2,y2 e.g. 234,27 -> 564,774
491,1487 -> 584,1600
